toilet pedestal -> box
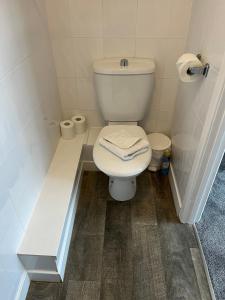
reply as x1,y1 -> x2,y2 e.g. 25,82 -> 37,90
109,176 -> 136,201
93,125 -> 152,202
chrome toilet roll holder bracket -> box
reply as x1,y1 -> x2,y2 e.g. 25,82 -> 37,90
187,54 -> 210,78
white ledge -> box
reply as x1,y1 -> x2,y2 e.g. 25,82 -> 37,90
18,133 -> 87,257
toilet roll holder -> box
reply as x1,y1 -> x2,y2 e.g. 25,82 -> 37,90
187,54 -> 210,78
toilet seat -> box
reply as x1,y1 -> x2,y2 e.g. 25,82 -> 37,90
93,125 -> 152,177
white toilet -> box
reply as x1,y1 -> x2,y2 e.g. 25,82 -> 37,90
93,58 -> 155,201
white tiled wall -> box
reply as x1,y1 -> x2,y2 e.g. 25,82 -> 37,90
44,0 -> 193,134
0,0 -> 62,299
172,0 -> 225,203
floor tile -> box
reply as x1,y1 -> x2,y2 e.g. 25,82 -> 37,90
65,280 -> 100,300
26,171 -> 211,300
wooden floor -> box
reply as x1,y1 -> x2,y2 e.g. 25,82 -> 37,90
26,171 -> 211,300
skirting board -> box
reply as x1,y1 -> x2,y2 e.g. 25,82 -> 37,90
15,272 -> 30,300
169,163 -> 182,216
28,271 -> 61,282
56,166 -> 84,280
193,225 -> 216,300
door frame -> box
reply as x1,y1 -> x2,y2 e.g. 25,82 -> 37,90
179,54 -> 225,224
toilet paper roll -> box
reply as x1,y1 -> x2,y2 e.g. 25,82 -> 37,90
176,53 -> 203,83
60,120 -> 75,140
71,115 -> 87,134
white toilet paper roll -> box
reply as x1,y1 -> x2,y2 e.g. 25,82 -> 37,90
71,115 -> 87,134
60,120 -> 75,139
176,53 -> 203,82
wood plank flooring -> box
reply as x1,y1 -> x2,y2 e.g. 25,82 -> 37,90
26,171 -> 211,300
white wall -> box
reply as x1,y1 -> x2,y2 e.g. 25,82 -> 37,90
0,0 -> 62,299
172,0 -> 225,205
44,0 -> 193,134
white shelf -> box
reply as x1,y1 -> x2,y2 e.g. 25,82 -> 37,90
18,132 -> 88,281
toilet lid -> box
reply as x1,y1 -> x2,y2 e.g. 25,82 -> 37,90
93,125 -> 152,177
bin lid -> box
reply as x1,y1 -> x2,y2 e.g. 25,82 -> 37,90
148,133 -> 171,151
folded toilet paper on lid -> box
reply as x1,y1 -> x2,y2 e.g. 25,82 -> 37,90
176,53 -> 203,82
103,129 -> 142,149
99,137 -> 149,161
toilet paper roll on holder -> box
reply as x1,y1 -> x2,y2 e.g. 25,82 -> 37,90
187,54 -> 210,78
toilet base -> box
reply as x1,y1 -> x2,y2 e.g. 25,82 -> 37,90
109,176 -> 136,201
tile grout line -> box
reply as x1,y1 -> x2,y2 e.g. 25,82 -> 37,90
98,182 -> 108,300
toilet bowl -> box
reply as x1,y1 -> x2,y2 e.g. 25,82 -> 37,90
93,125 -> 152,201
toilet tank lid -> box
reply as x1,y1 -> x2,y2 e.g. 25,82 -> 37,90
93,58 -> 155,75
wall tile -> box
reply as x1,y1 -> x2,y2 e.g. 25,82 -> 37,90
69,0 -> 103,37
185,0 -> 207,54
35,0 -> 48,19
135,38 -> 186,79
0,84 -> 22,160
201,0 -> 225,71
142,77 -> 177,134
103,0 -> 137,37
142,109 -> 158,133
172,0 -> 225,208
186,0 -> 225,71
135,38 -> 165,78
103,38 -> 135,58
0,262 -> 22,300
2,59 -> 41,126
0,205 -> 24,271
0,137 -> 28,206
21,107 -> 55,175
156,110 -> 173,136
73,38 -> 103,78
143,119 -> 158,133
52,38 -> 75,77
168,0 -> 193,38
0,200 -> 16,242
194,67 -> 218,125
82,110 -> 104,127
136,0 -> 170,38
45,0 -> 193,129
0,1 -> 61,299
45,0 -> 71,37
58,78 -> 78,111
29,37 -> 62,125
150,78 -> 162,110
0,197 -> 27,298
137,0 -> 193,39
163,38 -> 186,78
9,154 -> 41,229
0,0 -> 30,79
159,78 -> 179,112
76,78 -> 98,110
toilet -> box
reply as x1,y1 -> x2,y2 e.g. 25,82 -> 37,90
93,58 -> 155,201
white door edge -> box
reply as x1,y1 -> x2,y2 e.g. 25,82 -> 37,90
179,53 -> 225,224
